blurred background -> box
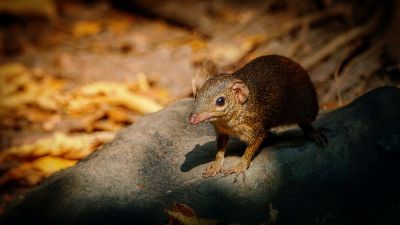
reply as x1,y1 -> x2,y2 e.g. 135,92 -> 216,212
0,0 -> 399,217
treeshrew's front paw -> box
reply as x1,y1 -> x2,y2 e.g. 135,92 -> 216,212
202,160 -> 224,178
223,160 -> 250,182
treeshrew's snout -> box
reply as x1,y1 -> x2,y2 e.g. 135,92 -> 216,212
188,113 -> 199,125
188,112 -> 211,125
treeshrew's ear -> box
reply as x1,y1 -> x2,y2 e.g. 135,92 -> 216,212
231,80 -> 249,104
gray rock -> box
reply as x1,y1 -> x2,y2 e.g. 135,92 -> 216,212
2,87 -> 400,225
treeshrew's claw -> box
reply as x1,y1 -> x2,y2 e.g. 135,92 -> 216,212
202,160 -> 223,178
222,160 -> 249,182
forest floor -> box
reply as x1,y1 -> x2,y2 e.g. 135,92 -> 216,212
0,0 -> 399,218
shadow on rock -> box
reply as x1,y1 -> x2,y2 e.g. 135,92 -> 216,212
181,129 -> 312,172
180,139 -> 247,172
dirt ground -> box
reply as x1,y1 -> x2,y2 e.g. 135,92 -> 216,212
0,0 -> 399,218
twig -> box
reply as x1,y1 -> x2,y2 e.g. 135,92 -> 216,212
191,60 -> 219,96
286,21 -> 310,58
333,48 -> 349,106
321,41 -> 383,103
191,69 -> 200,97
300,8 -> 381,69
262,6 -> 349,45
223,1 -> 273,39
210,5 -> 350,68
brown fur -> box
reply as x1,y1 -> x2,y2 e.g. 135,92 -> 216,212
189,55 -> 326,180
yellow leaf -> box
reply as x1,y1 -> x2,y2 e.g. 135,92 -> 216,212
66,82 -> 163,114
106,19 -> 132,34
241,34 -> 268,52
0,0 -> 57,19
1,156 -> 76,186
0,63 -> 29,96
189,38 -> 207,51
32,156 -> 76,175
0,63 -> 65,111
72,21 -> 102,37
107,107 -> 131,123
0,132 -> 115,161
92,120 -> 123,132
136,72 -> 150,92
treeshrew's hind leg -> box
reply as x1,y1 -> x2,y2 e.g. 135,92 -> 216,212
299,124 -> 328,147
202,133 -> 229,178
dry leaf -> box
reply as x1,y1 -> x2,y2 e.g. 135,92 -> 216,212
241,34 -> 268,52
107,107 -> 131,123
209,42 -> 243,65
0,63 -> 31,97
0,63 -> 169,187
268,204 -> 279,224
72,21 -> 102,37
0,132 -> 115,161
136,72 -> 150,92
65,81 -> 163,115
31,156 -> 76,175
106,19 -> 132,34
165,202 -> 219,225
0,63 -> 65,112
91,120 -> 123,132
188,38 -> 207,51
0,0 -> 57,19
1,156 -> 77,186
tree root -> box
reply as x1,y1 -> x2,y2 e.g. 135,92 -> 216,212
300,8 -> 382,70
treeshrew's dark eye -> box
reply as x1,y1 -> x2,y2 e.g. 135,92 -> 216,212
216,97 -> 225,106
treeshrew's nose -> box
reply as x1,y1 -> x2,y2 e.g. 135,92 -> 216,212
188,113 -> 199,125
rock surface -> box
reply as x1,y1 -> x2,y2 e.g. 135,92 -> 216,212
2,87 -> 400,225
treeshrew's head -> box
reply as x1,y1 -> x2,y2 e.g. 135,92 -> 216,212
188,74 -> 249,125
